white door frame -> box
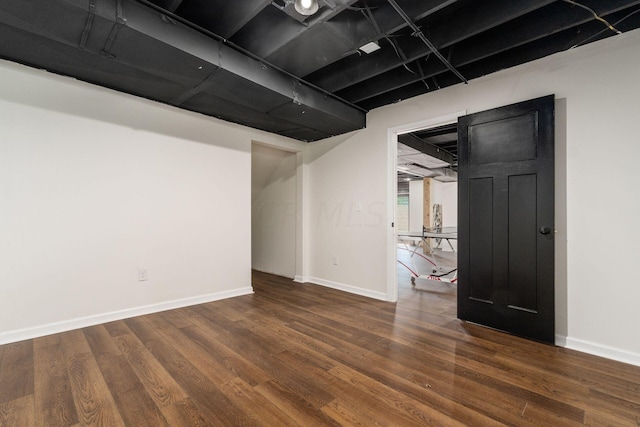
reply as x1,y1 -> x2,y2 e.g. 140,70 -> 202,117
251,141 -> 303,280
386,111 -> 466,302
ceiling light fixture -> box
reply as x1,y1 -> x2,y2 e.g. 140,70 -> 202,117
294,0 -> 319,16
359,41 -> 381,54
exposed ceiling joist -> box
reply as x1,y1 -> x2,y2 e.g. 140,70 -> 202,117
360,5 -> 640,110
2,0 -> 640,142
386,0 -> 467,84
308,0 -> 554,92
339,0 -> 640,103
232,0 -> 360,62
172,0 -> 272,39
398,133 -> 455,165
151,0 -> 183,13
0,0 -> 365,141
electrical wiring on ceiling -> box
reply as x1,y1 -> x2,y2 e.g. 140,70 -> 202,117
562,0 -> 622,34
570,7 -> 640,49
359,0 -> 420,78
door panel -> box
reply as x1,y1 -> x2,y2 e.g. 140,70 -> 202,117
458,95 -> 555,344
508,174 -> 538,312
468,177 -> 494,303
469,113 -> 538,164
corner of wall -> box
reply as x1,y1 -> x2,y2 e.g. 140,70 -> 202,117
0,287 -> 253,346
560,335 -> 640,368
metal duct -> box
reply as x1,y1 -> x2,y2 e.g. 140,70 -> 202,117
0,0 -> 366,141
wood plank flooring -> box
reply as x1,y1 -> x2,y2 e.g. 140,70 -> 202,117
1,270 -> 640,426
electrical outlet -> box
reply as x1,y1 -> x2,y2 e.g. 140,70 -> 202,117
138,267 -> 149,282
332,255 -> 338,265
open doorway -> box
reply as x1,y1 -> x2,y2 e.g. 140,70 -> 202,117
386,111 -> 464,301
390,97 -> 556,344
396,124 -> 459,299
251,143 -> 297,278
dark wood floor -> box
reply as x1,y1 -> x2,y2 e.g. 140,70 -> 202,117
1,271 -> 639,426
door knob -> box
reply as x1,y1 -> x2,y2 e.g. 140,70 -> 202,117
539,227 -> 551,235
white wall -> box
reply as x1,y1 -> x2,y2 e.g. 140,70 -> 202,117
252,144 -> 297,278
429,179 -> 458,227
430,180 -> 458,251
0,59 -> 294,343
307,29 -> 640,365
440,182 -> 458,228
304,132 -> 388,300
408,180 -> 423,232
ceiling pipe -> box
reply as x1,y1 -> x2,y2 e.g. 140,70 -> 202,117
386,0 -> 468,84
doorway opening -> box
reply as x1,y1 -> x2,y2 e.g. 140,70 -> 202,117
392,116 -> 461,304
251,143 -> 298,279
389,96 -> 557,344
387,112 -> 464,302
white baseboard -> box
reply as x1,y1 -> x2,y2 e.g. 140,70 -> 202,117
0,287 -> 253,345
9,285 -> 637,368
293,275 -> 308,283
306,276 -> 388,301
557,334 -> 640,367
252,267 -> 295,280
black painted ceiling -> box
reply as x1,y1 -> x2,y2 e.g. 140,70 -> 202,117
1,0 -> 639,142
